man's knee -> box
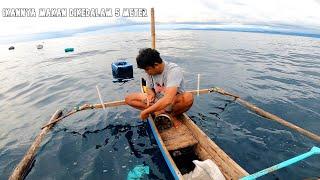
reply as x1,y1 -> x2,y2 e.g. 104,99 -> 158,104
125,93 -> 134,105
185,92 -> 194,107
125,93 -> 144,106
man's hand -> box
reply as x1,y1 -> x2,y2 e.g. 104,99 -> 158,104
146,88 -> 155,106
146,93 -> 155,106
140,109 -> 150,120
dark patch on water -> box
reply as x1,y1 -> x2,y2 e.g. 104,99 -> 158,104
137,143 -> 145,147
125,130 -> 142,158
104,138 -> 109,145
209,112 -> 221,119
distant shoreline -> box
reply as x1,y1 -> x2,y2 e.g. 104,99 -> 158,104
1,23 -> 319,45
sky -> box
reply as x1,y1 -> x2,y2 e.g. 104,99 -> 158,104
1,0 -> 320,42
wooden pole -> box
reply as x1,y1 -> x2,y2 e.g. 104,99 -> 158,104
41,89 -> 221,130
211,87 -> 320,143
96,85 -> 106,110
9,110 -> 62,180
151,8 -> 156,49
41,100 -> 126,129
236,98 -> 320,143
41,88 -> 320,143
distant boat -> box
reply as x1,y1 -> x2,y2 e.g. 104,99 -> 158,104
9,46 -> 15,50
37,44 -> 43,49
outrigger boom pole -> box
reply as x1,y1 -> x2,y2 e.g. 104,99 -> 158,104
190,87 -> 320,143
42,87 -> 320,143
240,146 -> 320,180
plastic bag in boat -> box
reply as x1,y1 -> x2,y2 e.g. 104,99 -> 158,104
183,159 -> 225,180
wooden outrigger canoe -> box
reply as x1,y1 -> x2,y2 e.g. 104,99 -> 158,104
141,78 -> 249,179
9,78 -> 320,180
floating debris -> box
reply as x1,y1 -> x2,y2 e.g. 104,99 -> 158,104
8,46 -> 15,50
37,44 -> 43,49
65,47 -> 74,53
127,165 -> 149,180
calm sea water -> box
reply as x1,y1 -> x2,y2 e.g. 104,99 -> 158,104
0,29 -> 319,179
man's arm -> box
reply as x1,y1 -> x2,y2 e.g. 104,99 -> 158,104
146,87 -> 155,97
142,87 -> 177,116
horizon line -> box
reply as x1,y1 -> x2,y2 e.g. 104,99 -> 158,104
1,22 -> 320,45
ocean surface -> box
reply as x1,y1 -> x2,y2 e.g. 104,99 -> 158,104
0,29 -> 319,179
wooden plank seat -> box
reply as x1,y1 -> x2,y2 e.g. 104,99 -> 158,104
159,123 -> 198,151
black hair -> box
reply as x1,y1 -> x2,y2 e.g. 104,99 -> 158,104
136,48 -> 162,69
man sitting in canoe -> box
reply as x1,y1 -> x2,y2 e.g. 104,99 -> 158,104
125,48 -> 194,127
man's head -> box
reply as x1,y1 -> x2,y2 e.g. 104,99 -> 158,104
136,48 -> 163,75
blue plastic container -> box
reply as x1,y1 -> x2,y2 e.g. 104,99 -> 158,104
111,60 -> 133,82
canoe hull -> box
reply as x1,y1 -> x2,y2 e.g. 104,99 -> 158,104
141,78 -> 248,179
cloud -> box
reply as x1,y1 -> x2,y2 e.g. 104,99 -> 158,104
0,0 -> 320,42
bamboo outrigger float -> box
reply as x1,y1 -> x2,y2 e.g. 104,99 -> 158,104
9,7 -> 320,180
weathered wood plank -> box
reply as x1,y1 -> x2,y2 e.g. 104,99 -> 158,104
181,114 -> 249,179
160,124 -> 198,151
